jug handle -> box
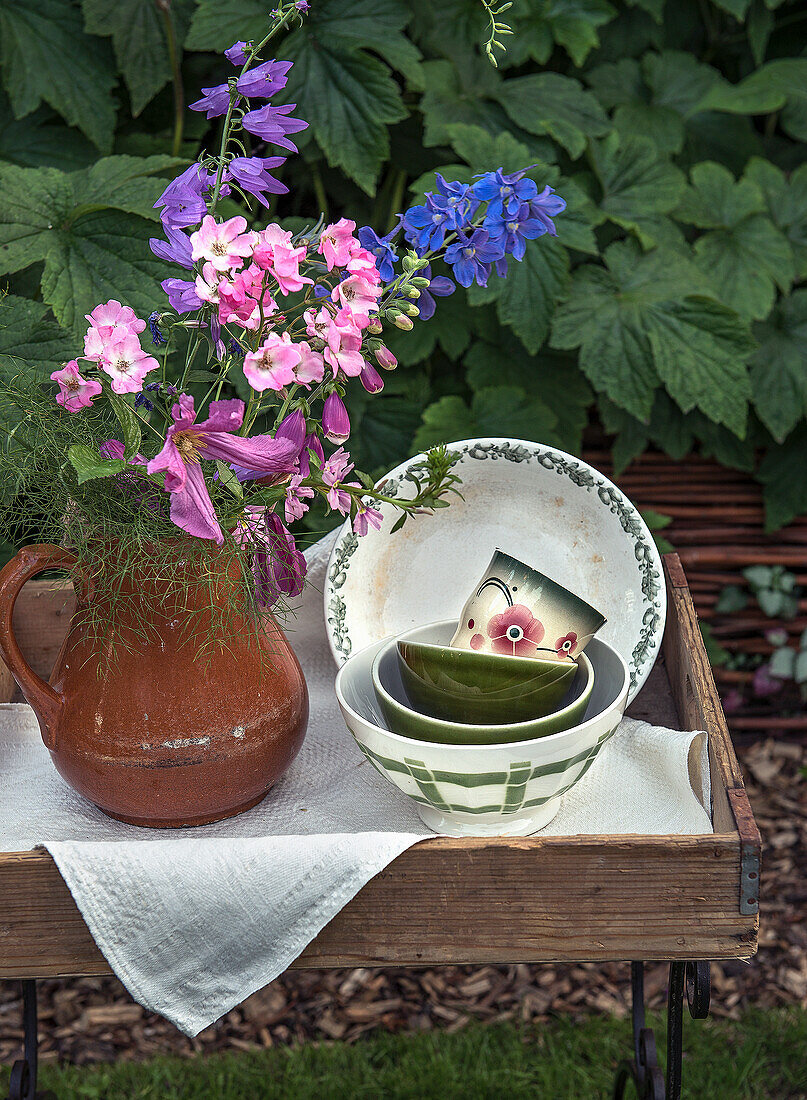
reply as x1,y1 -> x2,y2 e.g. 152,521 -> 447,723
0,544 -> 77,751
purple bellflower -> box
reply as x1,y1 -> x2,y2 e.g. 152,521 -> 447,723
225,156 -> 288,207
225,41 -> 250,65
154,164 -> 212,230
189,82 -> 233,120
149,223 -> 194,268
236,59 -> 293,98
242,102 -> 308,151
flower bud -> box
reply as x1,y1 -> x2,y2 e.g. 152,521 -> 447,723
404,303 -> 420,317
322,392 -> 350,444
299,432 -> 325,477
393,314 -> 413,330
275,408 -> 306,450
374,346 -> 397,371
406,287 -> 421,299
360,361 -> 384,393
367,318 -> 383,334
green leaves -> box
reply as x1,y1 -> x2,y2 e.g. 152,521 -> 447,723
500,73 -> 610,158
68,444 -> 126,485
0,158 -> 181,336
82,0 -> 195,117
414,386 -> 557,453
552,241 -> 754,435
590,132 -> 685,243
500,0 -> 617,69
750,290 -> 807,443
0,0 -> 116,151
0,295 -> 74,376
677,162 -> 794,320
107,391 -> 141,459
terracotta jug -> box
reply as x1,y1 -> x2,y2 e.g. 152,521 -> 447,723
0,543 -> 308,827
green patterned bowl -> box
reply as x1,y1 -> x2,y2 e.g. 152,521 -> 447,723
373,627 -> 594,746
335,635 -> 629,836
397,621 -> 576,724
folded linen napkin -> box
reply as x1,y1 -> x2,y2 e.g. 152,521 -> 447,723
0,531 -> 712,1035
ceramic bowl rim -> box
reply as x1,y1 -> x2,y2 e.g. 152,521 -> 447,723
336,636 -> 627,753
323,436 -> 666,704
396,621 -> 578,677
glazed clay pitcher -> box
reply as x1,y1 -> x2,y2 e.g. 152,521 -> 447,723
0,543 -> 308,827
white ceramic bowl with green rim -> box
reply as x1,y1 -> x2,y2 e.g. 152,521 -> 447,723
324,438 -> 665,704
335,635 -> 629,837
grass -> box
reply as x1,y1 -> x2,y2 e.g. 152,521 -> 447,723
3,1008 -> 806,1099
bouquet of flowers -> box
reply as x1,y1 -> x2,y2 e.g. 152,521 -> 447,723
2,1 -> 565,635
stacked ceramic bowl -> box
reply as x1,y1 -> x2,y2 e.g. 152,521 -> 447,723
335,545 -> 632,837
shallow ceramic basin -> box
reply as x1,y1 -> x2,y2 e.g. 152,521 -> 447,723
397,620 -> 576,724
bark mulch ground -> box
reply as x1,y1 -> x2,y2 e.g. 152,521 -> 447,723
1,739 -> 803,1067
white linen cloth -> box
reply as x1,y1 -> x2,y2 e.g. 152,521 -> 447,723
0,531 -> 712,1035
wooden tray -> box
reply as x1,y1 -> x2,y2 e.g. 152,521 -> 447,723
0,554 -> 759,980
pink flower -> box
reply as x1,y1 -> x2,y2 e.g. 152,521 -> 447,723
218,264 -> 276,330
359,361 -> 384,393
346,246 -> 381,278
252,225 -> 312,294
353,499 -> 383,536
294,340 -> 325,386
554,631 -> 578,659
321,446 -> 355,513
375,346 -> 397,370
487,605 -> 545,657
234,507 -> 307,608
284,474 -> 314,522
243,334 -> 301,392
331,274 -> 381,326
51,361 -> 102,412
319,217 -> 358,270
98,330 -> 160,394
190,214 -> 255,272
147,396 -> 299,543
303,306 -> 331,342
322,391 -> 350,443
84,300 -> 145,360
299,433 -> 324,478
324,313 -> 364,378
195,261 -> 224,305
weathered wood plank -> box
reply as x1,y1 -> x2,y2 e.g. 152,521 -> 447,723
0,834 -> 755,979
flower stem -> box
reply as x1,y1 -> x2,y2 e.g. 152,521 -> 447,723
158,0 -> 185,158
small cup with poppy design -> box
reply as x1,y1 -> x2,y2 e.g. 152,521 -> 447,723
450,550 -> 606,663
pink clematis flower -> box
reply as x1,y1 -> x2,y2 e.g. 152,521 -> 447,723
147,396 -> 299,543
487,605 -> 545,657
190,214 -> 255,272
331,274 -> 382,326
243,334 -> 301,392
319,218 -> 358,270
98,330 -> 160,395
51,361 -> 103,412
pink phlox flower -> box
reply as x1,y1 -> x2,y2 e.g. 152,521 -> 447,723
243,333 -> 301,392
98,330 -> 160,395
323,312 -> 364,378
218,264 -> 276,330
284,474 -> 315,522
84,300 -> 146,360
147,396 -> 299,543
353,499 -> 383,536
51,361 -> 102,412
190,215 -> 255,272
304,306 -> 332,342
319,218 -> 358,270
294,340 -> 325,386
252,225 -> 312,295
331,274 -> 382,326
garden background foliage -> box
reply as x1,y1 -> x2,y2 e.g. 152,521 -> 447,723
0,0 -> 806,531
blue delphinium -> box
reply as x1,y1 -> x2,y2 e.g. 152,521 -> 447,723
406,264 -> 454,320
443,229 -> 502,288
357,225 -> 399,281
402,174 -> 478,253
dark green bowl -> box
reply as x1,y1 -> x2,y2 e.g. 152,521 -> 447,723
396,623 -> 578,725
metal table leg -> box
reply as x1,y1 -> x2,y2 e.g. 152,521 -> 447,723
7,981 -> 55,1100
614,961 -> 712,1100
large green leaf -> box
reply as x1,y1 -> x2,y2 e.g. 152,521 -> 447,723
414,385 -> 557,452
0,91 -> 97,171
419,60 -> 510,148
284,43 -> 406,196
0,295 -> 74,376
0,161 -> 177,336
551,240 -> 754,434
500,0 -> 617,69
589,132 -> 685,243
0,0 -> 116,151
677,162 -> 794,320
475,238 -> 571,355
499,73 -> 610,158
758,425 -> 807,532
750,290 -> 807,443
82,0 -> 196,116
744,158 -> 807,280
